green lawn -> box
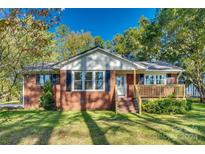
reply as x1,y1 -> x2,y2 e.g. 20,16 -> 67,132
0,103 -> 205,145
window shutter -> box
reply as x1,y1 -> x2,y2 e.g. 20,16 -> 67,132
105,70 -> 111,92
52,74 -> 56,84
66,71 -> 72,91
139,74 -> 144,84
36,74 -> 40,85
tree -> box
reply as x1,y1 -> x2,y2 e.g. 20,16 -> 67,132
154,9 -> 205,103
112,16 -> 151,61
94,36 -> 104,48
54,25 -> 96,60
0,9 -> 61,100
105,40 -> 112,49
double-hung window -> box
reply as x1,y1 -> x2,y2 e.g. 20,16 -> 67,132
145,74 -> 166,85
73,71 -> 104,91
37,74 -> 51,86
156,75 -> 166,84
74,72 -> 83,90
95,72 -> 104,90
85,72 -> 93,90
145,75 -> 154,85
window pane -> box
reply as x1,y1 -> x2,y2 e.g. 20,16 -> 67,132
40,75 -> 44,85
75,72 -> 83,80
45,75 -> 51,82
95,72 -> 104,90
74,81 -> 83,90
85,72 -> 93,80
95,72 -> 103,80
146,75 -> 154,84
96,80 -> 103,90
156,75 -> 165,84
85,81 -> 93,90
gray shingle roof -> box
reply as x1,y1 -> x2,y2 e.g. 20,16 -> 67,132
135,61 -> 183,71
23,62 -> 60,72
22,47 -> 183,72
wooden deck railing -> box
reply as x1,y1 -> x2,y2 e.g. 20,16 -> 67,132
137,84 -> 185,98
114,85 -> 118,114
134,85 -> 142,114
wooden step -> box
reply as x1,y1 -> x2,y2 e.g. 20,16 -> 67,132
117,97 -> 138,113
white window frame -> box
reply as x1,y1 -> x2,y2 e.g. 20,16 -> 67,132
144,74 -> 167,85
156,74 -> 166,85
38,74 -> 51,86
72,71 -> 105,91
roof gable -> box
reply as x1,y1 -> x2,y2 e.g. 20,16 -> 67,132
60,47 -> 145,70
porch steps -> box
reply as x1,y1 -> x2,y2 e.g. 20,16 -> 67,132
117,97 -> 138,113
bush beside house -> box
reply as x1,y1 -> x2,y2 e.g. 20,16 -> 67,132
142,98 -> 192,114
40,81 -> 55,110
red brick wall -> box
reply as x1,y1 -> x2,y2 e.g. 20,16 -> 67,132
24,71 -> 178,110
54,70 -> 116,111
126,74 -> 140,97
24,74 -> 42,109
171,74 -> 178,84
24,71 -> 116,110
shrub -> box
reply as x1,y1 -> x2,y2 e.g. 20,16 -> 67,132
142,98 -> 192,114
40,81 -> 54,110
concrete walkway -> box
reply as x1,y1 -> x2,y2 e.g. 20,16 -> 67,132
0,104 -> 24,108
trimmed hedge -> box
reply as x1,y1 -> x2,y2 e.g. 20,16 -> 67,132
142,98 -> 192,114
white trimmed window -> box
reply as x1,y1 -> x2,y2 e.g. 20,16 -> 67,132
156,75 -> 166,84
145,74 -> 166,85
74,72 -> 83,90
73,71 -> 105,91
145,75 -> 154,85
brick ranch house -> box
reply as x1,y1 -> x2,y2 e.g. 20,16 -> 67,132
22,47 -> 185,112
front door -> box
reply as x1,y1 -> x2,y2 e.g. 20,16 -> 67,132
116,75 -> 126,96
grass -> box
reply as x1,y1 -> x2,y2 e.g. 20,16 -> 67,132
0,103 -> 205,145
187,97 -> 201,103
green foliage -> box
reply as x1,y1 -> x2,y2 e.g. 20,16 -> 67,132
155,9 -> 205,102
40,81 -> 54,110
54,24 -> 102,60
112,16 -> 158,61
0,9 -> 61,100
142,98 -> 192,114
94,36 -> 104,48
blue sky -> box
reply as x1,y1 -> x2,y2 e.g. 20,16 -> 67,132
54,8 -> 156,41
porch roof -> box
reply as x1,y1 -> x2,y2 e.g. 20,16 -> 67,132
135,61 -> 183,72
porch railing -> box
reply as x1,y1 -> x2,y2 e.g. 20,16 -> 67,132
134,85 -> 142,114
137,84 -> 185,98
114,85 -> 118,114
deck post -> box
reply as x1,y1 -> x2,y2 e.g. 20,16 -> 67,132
183,84 -> 186,98
133,70 -> 142,114
134,70 -> 136,86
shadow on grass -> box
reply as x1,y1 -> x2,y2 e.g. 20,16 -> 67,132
0,110 -> 62,145
82,111 -> 109,145
35,111 -> 62,144
131,113 -> 205,144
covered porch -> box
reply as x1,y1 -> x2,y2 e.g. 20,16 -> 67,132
115,70 -> 185,98
114,70 -> 185,113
